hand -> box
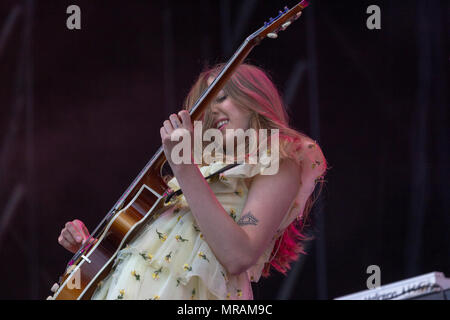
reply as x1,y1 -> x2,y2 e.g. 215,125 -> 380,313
160,110 -> 194,167
58,219 -> 91,254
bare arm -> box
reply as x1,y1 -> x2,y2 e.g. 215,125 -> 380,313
171,158 -> 301,275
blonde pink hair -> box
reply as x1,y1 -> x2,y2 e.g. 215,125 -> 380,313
184,63 -> 326,277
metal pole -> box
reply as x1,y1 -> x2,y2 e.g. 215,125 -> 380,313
305,2 -> 328,300
0,5 -> 21,60
220,0 -> 232,57
23,0 -> 38,298
163,0 -> 175,114
283,60 -> 307,111
232,0 -> 257,45
405,0 -> 432,278
0,184 -> 25,251
0,5 -> 25,189
430,0 -> 449,257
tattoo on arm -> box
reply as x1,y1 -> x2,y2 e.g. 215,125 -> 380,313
237,211 -> 259,226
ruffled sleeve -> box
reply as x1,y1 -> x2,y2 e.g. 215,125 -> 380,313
245,140 -> 327,283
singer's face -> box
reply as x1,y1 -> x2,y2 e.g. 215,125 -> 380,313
207,77 -> 252,149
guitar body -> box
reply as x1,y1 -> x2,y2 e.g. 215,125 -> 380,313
53,173 -> 167,300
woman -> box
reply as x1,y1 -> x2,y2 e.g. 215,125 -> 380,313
58,63 -> 327,300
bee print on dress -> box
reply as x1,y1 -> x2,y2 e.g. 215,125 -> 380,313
198,251 -> 210,263
139,252 -> 153,261
183,264 -> 192,272
152,267 -> 163,280
175,235 -> 189,242
131,270 -> 140,281
165,251 -> 172,263
221,270 -> 229,282
156,229 -> 168,242
234,187 -> 244,197
229,208 -> 237,221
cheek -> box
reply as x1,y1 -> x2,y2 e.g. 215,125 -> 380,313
229,107 -> 251,129
238,112 -> 252,130
245,113 -> 252,129
231,116 -> 250,131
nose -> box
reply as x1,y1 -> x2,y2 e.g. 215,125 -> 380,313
209,103 -> 224,118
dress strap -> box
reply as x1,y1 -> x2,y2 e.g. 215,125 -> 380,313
164,163 -> 242,204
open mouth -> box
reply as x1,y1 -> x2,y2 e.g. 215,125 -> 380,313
215,119 -> 229,130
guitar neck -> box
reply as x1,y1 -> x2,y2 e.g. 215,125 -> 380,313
113,37 -> 259,211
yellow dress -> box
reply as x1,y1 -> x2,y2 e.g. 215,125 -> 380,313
91,158 -> 306,300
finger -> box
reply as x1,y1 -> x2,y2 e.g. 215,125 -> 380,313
61,229 -> 77,247
66,222 -> 83,243
58,235 -> 72,250
74,220 -> 90,239
60,236 -> 78,254
169,114 -> 182,129
178,110 -> 193,131
67,221 -> 83,242
160,126 -> 168,140
163,120 -> 173,135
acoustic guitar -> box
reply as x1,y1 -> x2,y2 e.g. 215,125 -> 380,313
48,0 -> 309,300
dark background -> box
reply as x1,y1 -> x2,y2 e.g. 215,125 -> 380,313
0,0 -> 448,300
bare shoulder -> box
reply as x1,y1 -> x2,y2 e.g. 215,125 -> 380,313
298,137 -> 327,192
248,157 -> 301,201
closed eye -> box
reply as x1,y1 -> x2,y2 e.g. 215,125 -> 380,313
215,94 -> 227,103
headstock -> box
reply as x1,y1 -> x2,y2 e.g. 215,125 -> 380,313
248,0 -> 309,44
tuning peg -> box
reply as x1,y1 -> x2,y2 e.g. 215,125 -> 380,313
50,283 -> 59,293
267,33 -> 278,39
281,21 -> 292,30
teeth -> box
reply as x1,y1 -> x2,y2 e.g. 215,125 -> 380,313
217,120 -> 229,129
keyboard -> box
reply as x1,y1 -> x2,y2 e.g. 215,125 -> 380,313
335,271 -> 450,300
